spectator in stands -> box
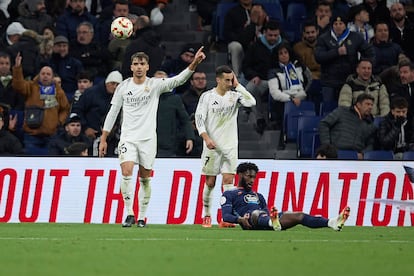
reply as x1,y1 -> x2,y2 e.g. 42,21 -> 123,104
371,21 -> 404,75
268,43 -> 311,132
69,21 -> 111,82
319,93 -> 377,159
121,15 -> 164,78
55,0 -> 98,43
242,20 -> 283,133
315,15 -> 375,102
38,26 -> 55,66
177,112 -> 202,157
388,60 -> 414,119
315,144 -> 338,159
338,58 -> 389,117
71,70 -> 93,111
378,96 -> 414,159
181,70 -> 208,116
347,4 -> 374,42
72,70 -> 122,141
0,107 -> 23,155
16,0 -> 53,35
388,2 -> 414,61
50,35 -> 84,102
224,1 -> 268,78
194,0 -> 218,30
158,43 -> 198,95
293,21 -> 322,109
48,112 -> 91,155
130,0 -> 168,26
12,53 -> 70,155
0,51 -> 24,111
363,0 -> 390,27
312,0 -> 333,35
0,22 -> 26,49
96,0 -> 141,47
154,71 -> 195,157
65,141 -> 89,156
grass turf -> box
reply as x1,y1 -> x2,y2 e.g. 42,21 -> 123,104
0,224 -> 413,276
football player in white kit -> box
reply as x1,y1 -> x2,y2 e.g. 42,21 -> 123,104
99,47 -> 206,227
195,65 -> 256,228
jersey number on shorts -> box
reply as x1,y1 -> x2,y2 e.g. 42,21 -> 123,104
204,156 -> 210,166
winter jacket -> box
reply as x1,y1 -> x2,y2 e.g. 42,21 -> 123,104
338,74 -> 389,117
55,7 -> 98,43
0,129 -> 23,155
48,132 -> 91,155
372,40 -> 402,75
378,112 -> 414,153
12,65 -> 70,136
319,106 -> 377,152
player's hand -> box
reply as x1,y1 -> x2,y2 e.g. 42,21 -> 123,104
194,46 -> 206,65
205,137 -> 216,150
98,140 -> 107,157
237,214 -> 252,229
232,73 -> 240,87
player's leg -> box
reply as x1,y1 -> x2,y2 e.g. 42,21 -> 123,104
219,149 -> 237,227
118,141 -> 139,227
327,206 -> 351,231
279,212 -> 329,230
136,139 -> 157,227
201,148 -> 220,227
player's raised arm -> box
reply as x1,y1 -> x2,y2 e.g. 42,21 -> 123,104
188,46 -> 206,71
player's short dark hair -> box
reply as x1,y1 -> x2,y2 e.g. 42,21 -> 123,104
131,52 -> 149,63
391,96 -> 409,109
65,142 -> 89,156
236,162 -> 259,174
215,65 -> 233,77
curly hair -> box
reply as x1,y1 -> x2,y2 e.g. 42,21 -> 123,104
236,162 -> 259,174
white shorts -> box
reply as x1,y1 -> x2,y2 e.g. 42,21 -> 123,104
118,139 -> 156,170
201,146 -> 238,176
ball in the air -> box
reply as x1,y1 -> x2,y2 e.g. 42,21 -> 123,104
111,16 -> 133,39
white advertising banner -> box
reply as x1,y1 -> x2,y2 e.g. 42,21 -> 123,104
1,158 -> 413,226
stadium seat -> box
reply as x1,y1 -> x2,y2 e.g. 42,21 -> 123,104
311,133 -> 321,158
373,116 -> 384,127
284,2 -> 307,42
363,150 -> 394,160
296,115 -> 323,157
259,1 -> 284,23
337,150 -> 359,160
319,101 -> 338,117
283,101 -> 315,142
403,151 -> 414,160
212,2 -> 237,42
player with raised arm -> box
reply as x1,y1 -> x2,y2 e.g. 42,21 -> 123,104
99,47 -> 206,228
195,65 -> 256,228
222,162 -> 350,231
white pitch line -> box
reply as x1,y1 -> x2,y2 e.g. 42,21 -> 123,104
0,237 -> 413,243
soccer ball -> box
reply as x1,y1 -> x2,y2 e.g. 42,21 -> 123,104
111,16 -> 133,39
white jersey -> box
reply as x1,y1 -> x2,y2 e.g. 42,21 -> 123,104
195,84 -> 256,150
103,68 -> 193,142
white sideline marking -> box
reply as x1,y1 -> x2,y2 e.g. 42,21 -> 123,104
0,237 -> 413,243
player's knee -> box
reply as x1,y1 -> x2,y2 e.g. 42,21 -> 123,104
251,210 -> 268,226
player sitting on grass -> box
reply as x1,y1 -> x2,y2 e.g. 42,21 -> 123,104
221,162 -> 350,231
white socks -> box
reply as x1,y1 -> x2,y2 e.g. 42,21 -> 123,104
120,176 -> 134,216
138,177 -> 151,221
203,183 -> 214,217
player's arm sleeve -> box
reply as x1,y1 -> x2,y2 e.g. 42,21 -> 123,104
235,84 -> 256,107
157,68 -> 193,94
102,85 -> 123,132
195,93 -> 208,135
221,193 -> 239,223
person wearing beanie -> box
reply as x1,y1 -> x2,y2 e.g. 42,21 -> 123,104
16,0 -> 54,35
158,43 -> 199,94
71,70 -> 123,144
99,47 -> 205,228
315,12 -> 375,102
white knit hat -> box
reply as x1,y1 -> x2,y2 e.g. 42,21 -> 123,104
105,71 -> 123,84
6,22 -> 27,36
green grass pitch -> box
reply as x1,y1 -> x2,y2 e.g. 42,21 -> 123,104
0,224 -> 413,276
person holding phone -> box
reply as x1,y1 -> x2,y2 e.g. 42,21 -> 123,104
194,65 -> 256,228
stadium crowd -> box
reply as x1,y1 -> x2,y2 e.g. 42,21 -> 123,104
1,0 -> 414,160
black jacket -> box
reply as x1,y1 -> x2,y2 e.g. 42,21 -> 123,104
48,132 -> 91,155
378,112 -> 414,153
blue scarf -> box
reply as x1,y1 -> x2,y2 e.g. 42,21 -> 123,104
39,83 -> 56,96
281,62 -> 300,89
331,28 -> 350,45
260,34 -> 281,51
